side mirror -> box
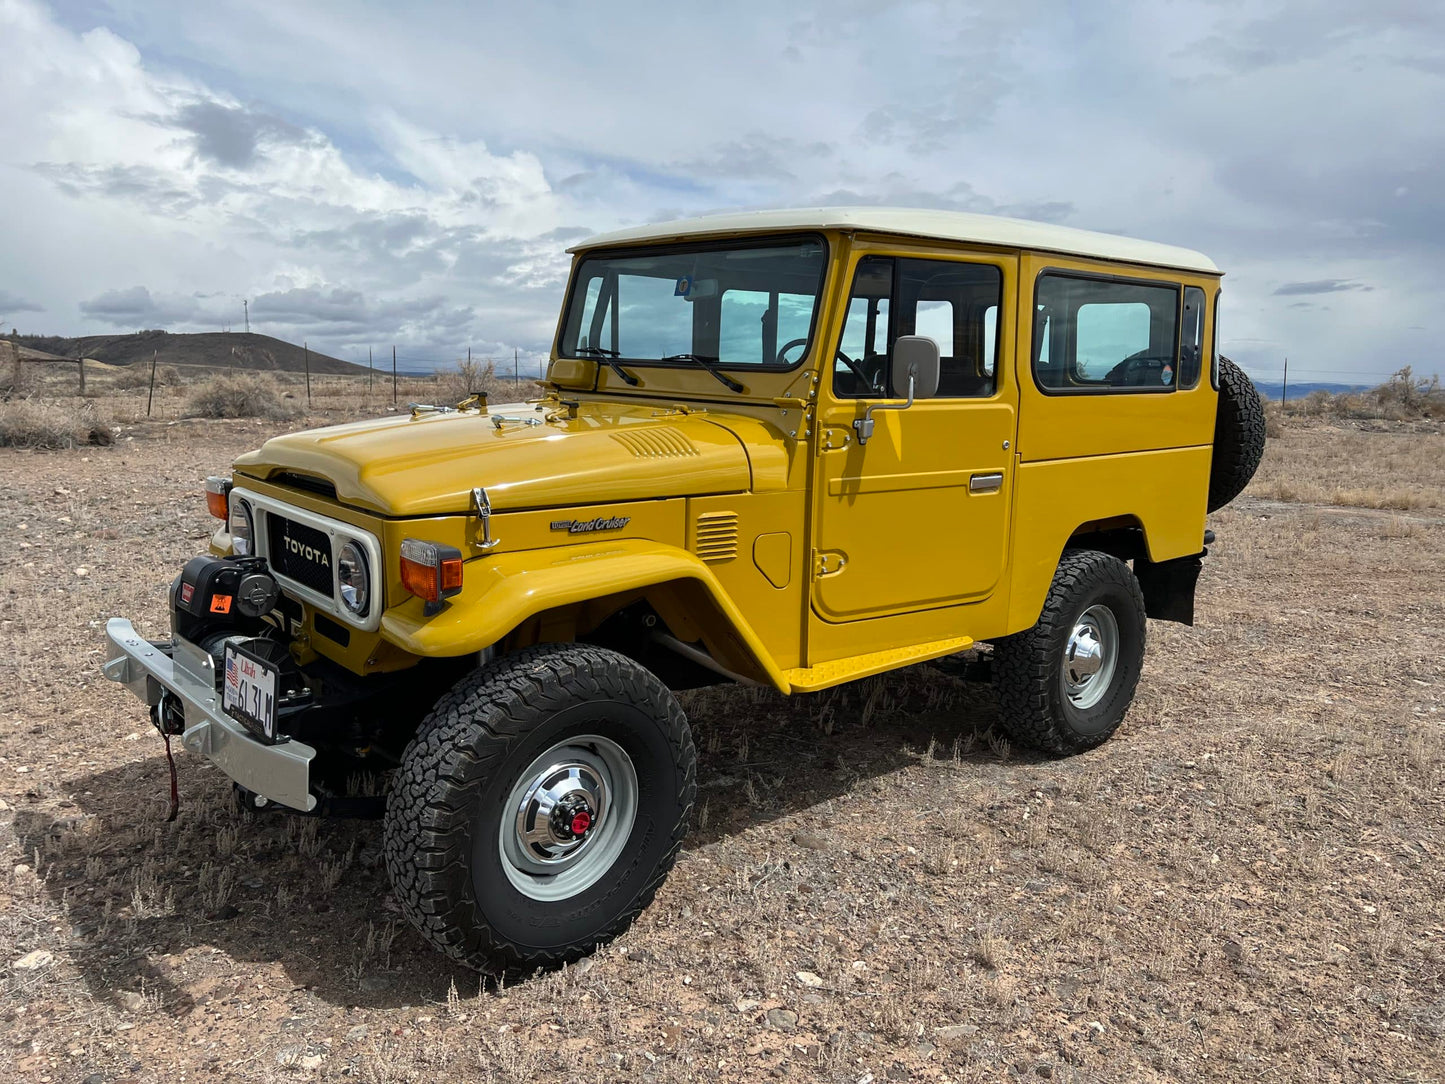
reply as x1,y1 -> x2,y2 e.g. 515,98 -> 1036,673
854,336 -> 941,445
891,336 -> 941,399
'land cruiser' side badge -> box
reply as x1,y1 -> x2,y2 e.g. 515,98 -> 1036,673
551,516 -> 631,534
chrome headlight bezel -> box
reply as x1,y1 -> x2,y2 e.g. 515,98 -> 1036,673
228,497 -> 255,557
337,539 -> 370,616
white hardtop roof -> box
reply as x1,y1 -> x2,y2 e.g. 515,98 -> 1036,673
570,206 -> 1219,275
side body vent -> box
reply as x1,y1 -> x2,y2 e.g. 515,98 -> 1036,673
612,427 -> 700,459
694,511 -> 739,563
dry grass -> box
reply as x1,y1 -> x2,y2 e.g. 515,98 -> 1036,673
183,373 -> 300,420
1247,418 -> 1445,511
0,410 -> 1442,1082
1286,366 -> 1445,423
0,397 -> 113,449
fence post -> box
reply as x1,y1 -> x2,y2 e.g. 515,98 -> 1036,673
304,341 -> 311,406
368,346 -> 373,395
146,349 -> 158,417
392,345 -> 397,405
514,347 -> 519,388
77,357 -> 85,396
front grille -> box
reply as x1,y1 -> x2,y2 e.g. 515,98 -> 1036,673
267,513 -> 334,596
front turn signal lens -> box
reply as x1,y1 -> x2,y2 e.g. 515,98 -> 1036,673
400,538 -> 464,606
204,476 -> 232,519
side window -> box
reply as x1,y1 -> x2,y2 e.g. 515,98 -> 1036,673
835,257 -> 892,397
1076,302 -> 1150,380
1179,286 -> 1205,388
834,255 -> 1002,399
914,300 -> 954,356
616,274 -> 692,359
719,290 -> 819,365
719,289 -> 768,365
1032,274 -> 1180,393
983,305 -> 997,376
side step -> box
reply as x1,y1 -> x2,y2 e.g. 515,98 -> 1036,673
782,636 -> 974,694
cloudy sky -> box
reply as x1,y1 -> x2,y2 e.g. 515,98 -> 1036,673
1,0 -> 1440,383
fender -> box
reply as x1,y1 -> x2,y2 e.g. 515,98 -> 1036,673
380,537 -> 791,691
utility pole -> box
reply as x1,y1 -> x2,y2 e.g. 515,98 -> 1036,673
243,299 -> 249,334
1281,356 -> 1289,405
514,347 -> 519,388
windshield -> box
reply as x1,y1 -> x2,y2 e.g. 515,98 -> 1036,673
559,236 -> 829,372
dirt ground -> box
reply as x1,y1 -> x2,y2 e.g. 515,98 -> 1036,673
1,414 -> 1442,1083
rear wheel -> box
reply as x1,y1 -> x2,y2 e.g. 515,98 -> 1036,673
383,644 -> 696,974
992,550 -> 1147,755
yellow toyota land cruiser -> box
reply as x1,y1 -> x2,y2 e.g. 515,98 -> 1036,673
103,208 -> 1264,973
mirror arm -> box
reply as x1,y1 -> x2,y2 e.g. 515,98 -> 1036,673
853,375 -> 915,445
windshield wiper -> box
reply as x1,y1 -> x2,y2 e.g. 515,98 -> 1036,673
659,353 -> 745,393
574,346 -> 640,387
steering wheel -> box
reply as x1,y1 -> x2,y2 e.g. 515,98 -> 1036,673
777,338 -> 877,390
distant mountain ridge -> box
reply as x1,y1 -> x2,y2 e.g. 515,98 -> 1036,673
10,330 -> 365,375
1252,380 -> 1371,402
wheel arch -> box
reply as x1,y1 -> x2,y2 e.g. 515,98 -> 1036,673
379,539 -> 789,691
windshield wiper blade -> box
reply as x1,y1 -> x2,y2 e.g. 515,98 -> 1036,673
575,346 -> 639,386
659,353 -> 744,393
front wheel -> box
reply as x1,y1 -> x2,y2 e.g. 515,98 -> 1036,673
992,550 -> 1147,755
383,644 -> 696,974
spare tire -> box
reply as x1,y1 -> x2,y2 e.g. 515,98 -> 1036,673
1207,355 -> 1266,512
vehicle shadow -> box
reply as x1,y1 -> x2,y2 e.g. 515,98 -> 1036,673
12,659 -> 1022,1014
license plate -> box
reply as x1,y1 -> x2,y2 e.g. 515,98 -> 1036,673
223,642 -> 279,742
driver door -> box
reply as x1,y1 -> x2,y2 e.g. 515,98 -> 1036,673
811,246 -> 1018,623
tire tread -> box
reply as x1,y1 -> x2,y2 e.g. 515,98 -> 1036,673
382,644 -> 696,974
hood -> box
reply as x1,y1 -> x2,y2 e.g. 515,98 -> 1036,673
232,401 -> 753,516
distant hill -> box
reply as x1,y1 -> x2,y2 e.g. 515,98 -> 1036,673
1253,380 -> 1372,402
10,330 -> 365,375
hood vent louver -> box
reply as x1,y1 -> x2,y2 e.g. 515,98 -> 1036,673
695,511 -> 739,563
612,427 -> 700,459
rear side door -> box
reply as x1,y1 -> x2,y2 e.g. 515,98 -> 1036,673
810,244 -> 1018,622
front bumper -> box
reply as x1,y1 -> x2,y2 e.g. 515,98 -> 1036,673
102,617 -> 317,811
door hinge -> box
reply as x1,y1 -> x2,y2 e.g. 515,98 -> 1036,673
812,549 -> 847,578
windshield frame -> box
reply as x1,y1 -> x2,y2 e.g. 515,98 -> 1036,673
555,232 -> 832,376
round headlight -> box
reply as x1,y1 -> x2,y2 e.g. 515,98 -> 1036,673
228,498 -> 254,557
337,541 -> 369,616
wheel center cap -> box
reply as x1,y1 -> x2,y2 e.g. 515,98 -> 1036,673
1067,628 -> 1104,683
550,793 -> 597,842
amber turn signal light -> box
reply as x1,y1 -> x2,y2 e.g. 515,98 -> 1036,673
400,539 -> 464,607
204,476 -> 232,520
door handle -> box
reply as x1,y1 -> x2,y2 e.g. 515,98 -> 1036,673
968,472 -> 1004,494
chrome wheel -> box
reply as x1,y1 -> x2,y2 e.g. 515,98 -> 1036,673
499,735 -> 638,903
1061,604 -> 1119,711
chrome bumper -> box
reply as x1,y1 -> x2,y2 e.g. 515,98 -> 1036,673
102,617 -> 317,811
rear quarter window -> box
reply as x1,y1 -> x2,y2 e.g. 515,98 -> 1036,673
1033,273 -> 1181,394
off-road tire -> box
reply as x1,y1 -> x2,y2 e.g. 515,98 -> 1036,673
383,644 -> 696,974
1207,355 -> 1266,512
992,550 -> 1147,756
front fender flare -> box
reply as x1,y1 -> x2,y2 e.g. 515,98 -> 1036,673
380,538 -> 790,691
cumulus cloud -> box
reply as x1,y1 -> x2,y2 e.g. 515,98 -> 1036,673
0,0 -> 1439,382
0,289 -> 44,314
